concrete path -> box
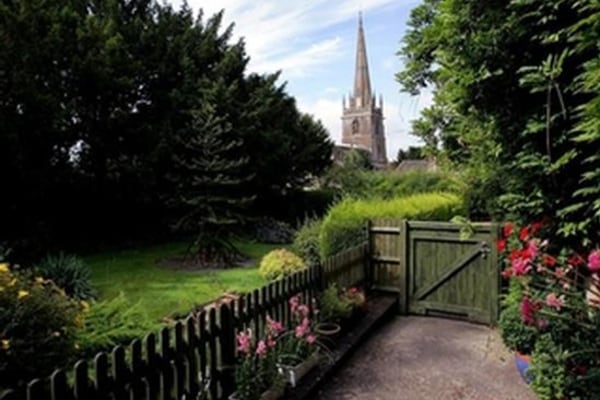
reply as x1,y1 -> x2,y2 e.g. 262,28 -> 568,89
317,316 -> 536,400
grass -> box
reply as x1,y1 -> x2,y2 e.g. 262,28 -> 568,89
85,239 -> 284,327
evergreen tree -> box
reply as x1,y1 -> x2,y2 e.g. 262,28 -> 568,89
169,101 -> 253,267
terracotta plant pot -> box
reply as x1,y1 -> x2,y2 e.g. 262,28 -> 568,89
315,322 -> 341,349
514,351 -> 533,384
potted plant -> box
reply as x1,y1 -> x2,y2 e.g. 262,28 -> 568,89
276,296 -> 330,387
498,279 -> 538,383
315,284 -> 351,341
341,286 -> 367,322
231,327 -> 285,400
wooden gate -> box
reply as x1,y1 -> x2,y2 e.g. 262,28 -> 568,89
368,220 -> 500,324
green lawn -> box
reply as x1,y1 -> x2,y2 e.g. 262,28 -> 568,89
85,239 -> 283,324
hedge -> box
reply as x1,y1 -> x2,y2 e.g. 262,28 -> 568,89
319,192 -> 465,258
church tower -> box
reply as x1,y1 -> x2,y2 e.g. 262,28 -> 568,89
341,13 -> 387,168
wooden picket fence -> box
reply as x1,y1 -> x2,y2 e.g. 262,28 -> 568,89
1,243 -> 369,400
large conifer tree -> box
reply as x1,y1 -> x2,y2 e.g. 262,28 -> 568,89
169,100 -> 253,267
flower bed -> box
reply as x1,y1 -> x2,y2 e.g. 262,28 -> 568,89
497,222 -> 600,399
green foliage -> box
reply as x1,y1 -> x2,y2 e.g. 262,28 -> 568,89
0,1 -> 333,261
75,293 -> 152,358
0,264 -> 82,389
292,218 -> 323,269
319,284 -> 352,322
530,334 -> 569,400
323,167 -> 462,201
37,253 -> 96,300
252,218 -> 294,244
397,0 -> 600,243
320,192 -> 464,258
498,279 -> 538,354
258,249 -> 306,281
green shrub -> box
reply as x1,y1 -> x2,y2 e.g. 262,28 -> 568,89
292,218 -> 323,268
76,293 -> 153,358
258,249 -> 306,281
320,192 -> 465,258
37,252 -> 96,300
324,168 -> 463,200
0,263 -> 82,388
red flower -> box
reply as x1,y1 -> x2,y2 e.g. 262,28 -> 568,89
533,220 -> 545,233
568,254 -> 585,267
496,239 -> 506,253
509,249 -> 521,262
503,223 -> 514,238
542,254 -> 556,267
519,226 -> 530,241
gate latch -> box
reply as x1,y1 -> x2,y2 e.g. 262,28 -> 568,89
480,242 -> 491,259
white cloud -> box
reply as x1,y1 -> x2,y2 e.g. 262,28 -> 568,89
173,0 -> 410,78
297,97 -> 342,143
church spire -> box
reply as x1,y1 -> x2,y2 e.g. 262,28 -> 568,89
353,12 -> 372,108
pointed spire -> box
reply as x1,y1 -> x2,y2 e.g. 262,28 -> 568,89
353,12 -> 372,108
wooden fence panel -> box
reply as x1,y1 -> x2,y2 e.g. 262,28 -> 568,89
369,218 -> 404,292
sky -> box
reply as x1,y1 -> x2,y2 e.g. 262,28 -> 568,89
169,0 -> 432,161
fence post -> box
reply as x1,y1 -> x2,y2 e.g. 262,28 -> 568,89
219,304 -> 236,397
364,220 -> 372,290
398,219 -> 409,314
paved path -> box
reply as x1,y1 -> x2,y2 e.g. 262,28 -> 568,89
317,316 -> 536,400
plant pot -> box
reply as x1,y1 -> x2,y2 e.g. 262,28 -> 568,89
228,384 -> 285,400
277,352 -> 322,387
514,351 -> 533,384
315,322 -> 341,348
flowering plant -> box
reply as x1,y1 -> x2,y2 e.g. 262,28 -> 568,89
498,222 -> 600,399
341,287 -> 366,310
276,294 -> 322,366
0,263 -> 83,389
234,322 -> 283,400
319,283 -> 353,323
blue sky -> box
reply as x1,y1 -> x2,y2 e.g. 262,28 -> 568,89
171,1 -> 432,160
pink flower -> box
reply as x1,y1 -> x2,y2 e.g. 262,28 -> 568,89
554,267 -> 566,280
523,240 -> 539,260
237,331 -> 251,354
588,250 -> 600,273
306,334 -> 317,344
512,257 -> 531,276
289,295 -> 300,313
297,304 -> 310,317
295,318 -> 310,338
256,340 -> 267,357
520,297 -> 539,325
267,338 -> 277,348
545,293 -> 565,311
537,319 -> 549,329
348,287 -> 358,295
266,315 -> 284,335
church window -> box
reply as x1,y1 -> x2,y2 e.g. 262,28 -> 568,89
352,118 -> 359,135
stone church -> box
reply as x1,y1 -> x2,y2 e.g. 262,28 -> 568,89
339,13 -> 388,169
